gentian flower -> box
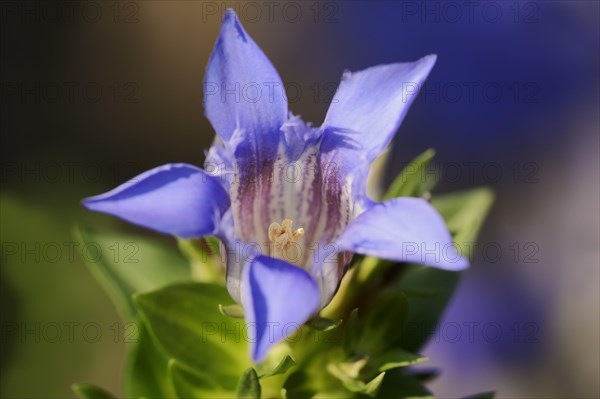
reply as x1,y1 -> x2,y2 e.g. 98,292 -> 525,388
82,10 -> 467,362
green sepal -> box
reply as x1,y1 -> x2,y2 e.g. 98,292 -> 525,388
342,372 -> 385,397
237,368 -> 261,399
327,358 -> 385,397
375,349 -> 428,371
258,354 -> 297,378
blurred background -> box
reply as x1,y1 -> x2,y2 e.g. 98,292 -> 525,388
1,1 -> 598,398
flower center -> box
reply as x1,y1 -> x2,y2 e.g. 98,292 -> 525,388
268,219 -> 304,251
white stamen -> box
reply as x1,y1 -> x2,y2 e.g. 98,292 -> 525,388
268,219 -> 304,252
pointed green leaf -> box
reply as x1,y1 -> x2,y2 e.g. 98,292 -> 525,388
362,372 -> 386,396
383,149 -> 436,200
71,383 -> 115,399
73,225 -> 190,321
123,320 -> 174,399
307,317 -> 342,332
327,358 -> 368,382
169,360 -> 233,398
237,368 -> 261,399
375,349 -> 428,371
258,354 -> 296,378
134,283 -> 250,391
328,366 -> 385,397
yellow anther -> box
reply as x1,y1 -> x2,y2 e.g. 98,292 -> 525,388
268,219 -> 304,250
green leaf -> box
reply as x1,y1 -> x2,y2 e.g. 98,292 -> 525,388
361,372 -> 386,396
71,383 -> 115,399
432,187 -> 495,251
134,282 -> 250,391
342,309 -> 361,355
393,187 -> 494,352
357,292 -> 409,354
73,225 -> 191,321
375,349 -> 428,371
123,320 -> 175,399
281,371 -> 317,399
237,368 -> 261,399
374,370 -> 434,399
169,360 -> 232,398
393,266 -> 460,352
327,358 -> 368,382
383,149 -> 436,200
219,303 -> 245,319
258,354 -> 296,378
307,317 -> 342,332
327,363 -> 385,397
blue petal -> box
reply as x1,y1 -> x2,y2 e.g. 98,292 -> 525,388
242,256 -> 320,362
337,198 -> 468,271
204,9 -> 287,165
82,164 -> 230,239
322,56 -> 436,160
321,55 -> 436,203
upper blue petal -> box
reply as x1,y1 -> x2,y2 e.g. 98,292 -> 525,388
321,55 -> 436,163
82,163 -> 230,239
336,197 -> 468,271
319,56 -> 436,207
204,9 -> 287,166
241,255 -> 320,362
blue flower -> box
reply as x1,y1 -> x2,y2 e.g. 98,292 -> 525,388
82,10 -> 467,362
